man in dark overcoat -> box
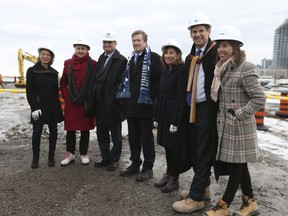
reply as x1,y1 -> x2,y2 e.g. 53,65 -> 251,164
117,30 -> 163,181
171,13 -> 219,214
91,29 -> 127,171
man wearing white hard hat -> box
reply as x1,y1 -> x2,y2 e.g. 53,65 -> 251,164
116,30 -> 163,181
60,36 -> 97,166
26,44 -> 64,168
205,25 -> 264,216
90,29 -> 127,171
171,12 -> 218,213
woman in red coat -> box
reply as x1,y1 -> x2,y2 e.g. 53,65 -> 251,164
60,37 -> 97,166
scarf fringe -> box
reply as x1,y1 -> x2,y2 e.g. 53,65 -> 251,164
137,95 -> 152,104
116,91 -> 130,99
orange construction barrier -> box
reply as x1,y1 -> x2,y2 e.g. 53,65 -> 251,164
276,92 -> 288,118
59,90 -> 65,115
254,108 -> 268,131
0,74 -> 4,88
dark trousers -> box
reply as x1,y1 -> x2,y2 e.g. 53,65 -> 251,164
32,123 -> 58,160
66,130 -> 89,155
222,162 -> 254,205
165,147 -> 178,177
187,102 -> 212,201
96,121 -> 122,163
127,117 -> 155,170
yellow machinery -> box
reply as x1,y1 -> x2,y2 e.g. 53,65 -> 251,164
16,49 -> 38,88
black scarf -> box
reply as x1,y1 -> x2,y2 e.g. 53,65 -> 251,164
68,55 -> 94,104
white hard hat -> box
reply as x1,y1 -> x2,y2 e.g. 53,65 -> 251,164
73,36 -> 90,50
161,39 -> 182,54
38,44 -> 55,57
102,29 -> 117,41
214,25 -> 243,47
187,12 -> 211,30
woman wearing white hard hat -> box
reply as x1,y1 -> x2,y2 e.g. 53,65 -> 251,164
154,39 -> 184,193
205,26 -> 265,216
26,44 -> 64,168
60,36 -> 97,166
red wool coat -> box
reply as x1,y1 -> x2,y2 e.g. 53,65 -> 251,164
60,53 -> 97,130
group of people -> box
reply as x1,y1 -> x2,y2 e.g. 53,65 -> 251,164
25,12 -> 265,216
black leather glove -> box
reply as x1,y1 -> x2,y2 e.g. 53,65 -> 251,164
227,109 -> 235,117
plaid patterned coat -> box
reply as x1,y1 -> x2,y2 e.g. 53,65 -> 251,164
216,60 -> 265,163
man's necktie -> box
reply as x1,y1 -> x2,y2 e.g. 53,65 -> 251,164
103,55 -> 108,68
196,49 -> 202,56
100,55 -> 108,70
98,55 -> 108,77
134,54 -> 138,64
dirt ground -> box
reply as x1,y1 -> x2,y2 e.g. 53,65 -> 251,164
0,133 -> 288,216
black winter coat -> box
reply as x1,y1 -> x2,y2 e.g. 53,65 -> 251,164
91,49 -> 127,125
172,39 -> 219,175
125,50 -> 163,118
26,62 -> 64,124
155,63 -> 185,148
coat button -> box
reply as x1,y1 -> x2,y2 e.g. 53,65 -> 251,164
232,99 -> 235,103
218,121 -> 220,123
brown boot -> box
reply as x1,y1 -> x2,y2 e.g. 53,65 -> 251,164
204,185 -> 211,201
180,186 -> 211,201
154,172 -> 171,187
172,197 -> 204,213
233,195 -> 259,216
161,176 -> 179,193
205,198 -> 230,216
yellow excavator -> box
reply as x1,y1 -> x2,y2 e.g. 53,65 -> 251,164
16,49 -> 38,88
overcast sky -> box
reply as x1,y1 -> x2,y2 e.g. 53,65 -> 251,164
0,0 -> 287,76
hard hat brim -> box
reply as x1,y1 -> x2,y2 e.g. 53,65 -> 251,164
73,44 -> 90,50
38,47 -> 55,57
102,39 -> 116,42
188,24 -> 211,30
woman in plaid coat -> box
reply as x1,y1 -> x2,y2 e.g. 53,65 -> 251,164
205,26 -> 266,216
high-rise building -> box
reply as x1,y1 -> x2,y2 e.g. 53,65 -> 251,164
272,19 -> 288,69
261,58 -> 273,69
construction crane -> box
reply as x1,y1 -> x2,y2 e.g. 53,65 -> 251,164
16,49 -> 38,88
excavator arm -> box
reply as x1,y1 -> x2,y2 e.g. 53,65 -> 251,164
16,49 -> 38,88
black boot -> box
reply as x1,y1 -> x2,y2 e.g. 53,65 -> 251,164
31,153 -> 39,169
31,129 -> 40,169
48,149 -> 55,167
48,154 -> 55,167
48,124 -> 57,167
154,172 -> 171,187
161,176 -> 179,193
48,138 -> 56,167
31,159 -> 39,169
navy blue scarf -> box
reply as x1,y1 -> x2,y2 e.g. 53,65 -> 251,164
116,46 -> 152,104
